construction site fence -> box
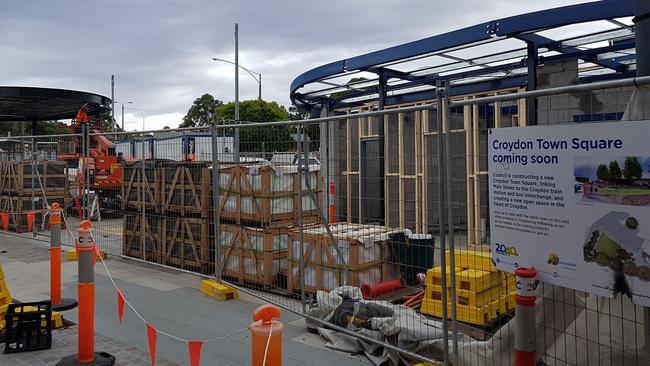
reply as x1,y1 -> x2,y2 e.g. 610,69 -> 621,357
4,76 -> 650,365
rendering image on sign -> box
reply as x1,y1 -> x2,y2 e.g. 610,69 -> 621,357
488,121 -> 650,306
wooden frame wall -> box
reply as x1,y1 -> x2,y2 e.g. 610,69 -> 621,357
338,88 -> 527,238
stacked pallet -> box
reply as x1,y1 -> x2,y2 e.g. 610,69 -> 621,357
122,160 -> 215,274
286,223 -> 404,293
121,160 -> 325,280
218,163 -> 323,289
0,161 -> 68,232
218,164 -> 321,227
220,224 -> 288,287
421,250 -> 515,326
122,160 -> 164,263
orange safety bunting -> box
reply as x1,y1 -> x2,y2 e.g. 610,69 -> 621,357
116,288 -> 125,324
27,211 -> 35,232
188,341 -> 203,366
1,212 -> 8,231
147,323 -> 157,366
92,244 -> 100,265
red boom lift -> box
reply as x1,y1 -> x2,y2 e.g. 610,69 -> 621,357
58,105 -> 137,216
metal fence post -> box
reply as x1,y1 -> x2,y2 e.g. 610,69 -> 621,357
443,83 -> 459,358
141,130 -> 146,261
435,81 -> 450,365
211,119 -> 222,281
85,124 -> 91,221
297,124 -> 307,313
30,137 -> 36,237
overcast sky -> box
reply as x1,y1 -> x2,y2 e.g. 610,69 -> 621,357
1,0 -> 592,130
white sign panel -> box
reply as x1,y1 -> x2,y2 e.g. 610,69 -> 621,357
488,121 -> 650,306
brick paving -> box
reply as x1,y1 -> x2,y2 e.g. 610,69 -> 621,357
0,326 -> 177,366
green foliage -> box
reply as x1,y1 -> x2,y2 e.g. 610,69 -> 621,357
608,160 -> 622,181
596,164 -> 609,180
288,105 -> 319,150
0,121 -> 71,136
215,99 -> 294,153
180,94 -> 223,128
623,156 -> 643,181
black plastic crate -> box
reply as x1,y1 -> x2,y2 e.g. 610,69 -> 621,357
4,301 -> 52,353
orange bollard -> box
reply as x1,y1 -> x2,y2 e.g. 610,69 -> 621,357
249,304 -> 283,366
49,203 -> 77,311
56,220 -> 115,366
77,220 -> 95,364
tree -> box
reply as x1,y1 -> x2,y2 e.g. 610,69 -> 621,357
623,156 -> 643,181
288,105 -> 319,150
288,105 -> 309,121
596,164 -> 609,181
608,160 -> 622,181
180,94 -> 223,128
215,100 -> 294,153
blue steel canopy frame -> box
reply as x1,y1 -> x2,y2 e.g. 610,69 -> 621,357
290,0 -> 636,116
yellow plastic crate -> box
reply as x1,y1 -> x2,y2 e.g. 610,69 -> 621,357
426,267 -> 464,287
456,269 -> 500,292
445,250 -> 496,272
429,285 -> 504,308
0,283 -> 11,306
421,298 -> 501,325
456,286 -> 505,308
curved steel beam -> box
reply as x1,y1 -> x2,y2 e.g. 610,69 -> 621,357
290,0 -> 634,113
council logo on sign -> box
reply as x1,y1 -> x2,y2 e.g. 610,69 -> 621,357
548,253 -> 560,265
495,243 -> 518,256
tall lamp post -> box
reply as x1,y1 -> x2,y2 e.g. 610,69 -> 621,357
114,101 -> 134,131
212,57 -> 262,101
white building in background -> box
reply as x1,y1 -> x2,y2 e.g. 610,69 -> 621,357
115,133 -> 234,162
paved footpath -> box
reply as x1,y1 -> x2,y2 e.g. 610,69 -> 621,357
2,326 -> 176,366
0,232 -> 366,366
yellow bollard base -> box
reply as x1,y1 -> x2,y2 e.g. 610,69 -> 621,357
200,279 -> 239,301
65,250 -> 107,261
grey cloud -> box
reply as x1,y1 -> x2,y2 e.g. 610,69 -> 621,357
1,0 -> 586,129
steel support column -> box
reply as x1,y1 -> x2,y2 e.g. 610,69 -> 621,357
636,0 -> 650,77
526,41 -> 538,126
377,70 -> 387,225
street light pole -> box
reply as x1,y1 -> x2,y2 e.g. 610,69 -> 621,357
115,101 -> 133,132
234,22 -> 240,162
212,58 -> 262,100
111,75 -> 115,133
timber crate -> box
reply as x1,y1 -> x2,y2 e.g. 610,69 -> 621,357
219,224 -> 289,288
288,223 -> 405,270
286,261 -> 383,294
122,160 -> 162,213
159,161 -> 212,218
0,196 -> 67,233
161,216 -> 214,274
0,161 -> 68,197
218,164 -> 321,227
122,212 -> 163,263
285,222 -> 406,293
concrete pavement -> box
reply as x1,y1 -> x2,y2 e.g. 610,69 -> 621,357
0,232 -> 367,366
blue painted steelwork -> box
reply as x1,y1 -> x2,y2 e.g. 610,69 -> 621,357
291,0 -> 635,114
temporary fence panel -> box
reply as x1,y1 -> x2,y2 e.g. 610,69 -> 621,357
5,79 -> 650,366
